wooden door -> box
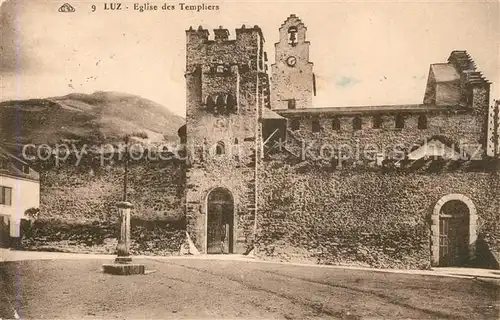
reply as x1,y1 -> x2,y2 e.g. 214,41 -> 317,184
207,188 -> 233,254
439,200 -> 469,266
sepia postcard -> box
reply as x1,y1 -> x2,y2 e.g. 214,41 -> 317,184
0,0 -> 499,319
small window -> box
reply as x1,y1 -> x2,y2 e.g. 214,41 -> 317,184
216,141 -> 225,155
22,165 -> 30,174
395,114 -> 405,129
312,120 -> 321,133
290,119 -> 300,131
353,116 -> 362,131
418,114 -> 428,129
332,117 -> 341,131
373,115 -> 383,129
287,99 -> 296,110
0,186 -> 12,206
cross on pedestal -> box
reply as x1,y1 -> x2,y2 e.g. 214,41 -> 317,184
102,135 -> 145,275
102,201 -> 144,274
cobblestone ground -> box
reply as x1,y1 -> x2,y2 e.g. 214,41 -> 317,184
0,258 -> 499,319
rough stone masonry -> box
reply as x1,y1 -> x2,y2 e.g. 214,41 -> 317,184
24,15 -> 500,270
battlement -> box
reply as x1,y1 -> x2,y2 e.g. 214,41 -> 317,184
186,24 -> 265,44
186,24 -> 267,72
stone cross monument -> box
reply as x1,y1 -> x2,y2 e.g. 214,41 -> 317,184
103,135 -> 145,275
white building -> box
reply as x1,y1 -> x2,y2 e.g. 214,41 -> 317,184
0,146 -> 40,248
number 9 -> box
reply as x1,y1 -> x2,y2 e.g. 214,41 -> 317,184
91,5 -> 96,12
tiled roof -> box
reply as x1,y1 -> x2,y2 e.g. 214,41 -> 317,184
0,146 -> 39,181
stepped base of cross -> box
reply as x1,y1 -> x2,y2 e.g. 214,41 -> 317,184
102,261 -> 145,275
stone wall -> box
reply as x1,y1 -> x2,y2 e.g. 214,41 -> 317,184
283,110 -> 485,160
21,218 -> 185,255
21,158 -> 186,255
256,160 -> 500,269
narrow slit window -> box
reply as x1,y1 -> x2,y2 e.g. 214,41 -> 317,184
353,116 -> 362,131
312,120 -> 321,133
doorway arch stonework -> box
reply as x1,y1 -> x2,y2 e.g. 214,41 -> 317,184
205,187 -> 235,254
431,194 -> 478,267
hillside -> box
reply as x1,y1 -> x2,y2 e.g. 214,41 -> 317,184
0,91 -> 185,147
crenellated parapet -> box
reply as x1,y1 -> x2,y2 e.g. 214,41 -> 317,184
185,25 -> 266,75
186,24 -> 264,44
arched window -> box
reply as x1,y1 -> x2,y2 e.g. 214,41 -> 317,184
215,95 -> 225,106
216,141 -> 225,155
214,95 -> 225,114
395,114 -> 405,129
418,114 -> 428,129
288,26 -> 298,46
206,96 -> 215,113
353,116 -> 362,131
373,115 -> 383,129
290,119 -> 300,131
332,117 -> 341,131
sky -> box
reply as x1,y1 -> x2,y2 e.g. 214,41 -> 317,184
0,0 -> 498,117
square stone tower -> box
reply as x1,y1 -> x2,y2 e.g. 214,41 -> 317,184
184,25 -> 269,254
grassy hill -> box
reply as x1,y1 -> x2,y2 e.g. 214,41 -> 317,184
0,91 -> 185,147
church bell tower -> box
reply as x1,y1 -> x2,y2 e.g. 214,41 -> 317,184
271,14 -> 315,110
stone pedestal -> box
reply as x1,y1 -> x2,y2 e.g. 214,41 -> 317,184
103,201 -> 145,275
102,263 -> 145,275
116,201 -> 132,260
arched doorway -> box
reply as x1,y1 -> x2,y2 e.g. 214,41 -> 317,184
438,200 -> 469,266
431,194 -> 478,267
206,188 -> 234,254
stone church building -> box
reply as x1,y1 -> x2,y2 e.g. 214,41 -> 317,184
183,14 -> 499,269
